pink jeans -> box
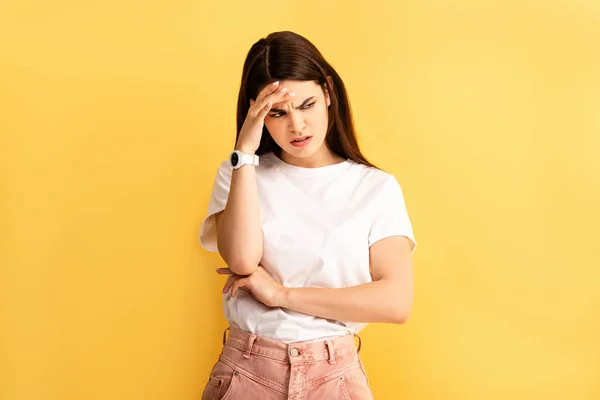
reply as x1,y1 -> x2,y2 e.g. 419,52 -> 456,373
201,326 -> 374,400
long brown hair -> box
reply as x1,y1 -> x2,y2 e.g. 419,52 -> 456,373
235,31 -> 377,169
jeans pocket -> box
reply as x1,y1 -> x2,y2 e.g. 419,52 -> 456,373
201,361 -> 238,400
201,376 -> 223,400
341,366 -> 374,400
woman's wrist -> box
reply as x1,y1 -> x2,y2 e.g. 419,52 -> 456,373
276,286 -> 291,308
235,144 -> 256,155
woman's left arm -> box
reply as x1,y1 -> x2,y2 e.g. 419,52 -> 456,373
279,235 -> 414,324
220,235 -> 414,324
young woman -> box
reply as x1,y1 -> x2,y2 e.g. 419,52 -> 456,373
199,31 -> 417,400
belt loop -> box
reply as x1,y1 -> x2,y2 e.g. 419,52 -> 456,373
325,340 -> 336,364
243,334 -> 257,359
222,327 -> 230,345
354,333 -> 362,354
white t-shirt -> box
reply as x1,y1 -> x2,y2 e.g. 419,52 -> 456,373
199,151 -> 417,344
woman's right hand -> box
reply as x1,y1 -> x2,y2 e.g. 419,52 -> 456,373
235,81 -> 295,154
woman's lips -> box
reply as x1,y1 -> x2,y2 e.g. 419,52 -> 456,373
290,136 -> 312,147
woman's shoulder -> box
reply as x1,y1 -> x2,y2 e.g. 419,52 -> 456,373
347,159 -> 396,187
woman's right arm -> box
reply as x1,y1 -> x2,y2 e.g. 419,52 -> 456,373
215,157 -> 262,276
214,81 -> 293,276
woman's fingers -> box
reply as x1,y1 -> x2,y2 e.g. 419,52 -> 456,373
255,81 -> 280,102
217,267 -> 236,294
250,86 -> 295,116
265,87 -> 295,107
222,274 -> 235,294
231,277 -> 249,297
254,99 -> 272,120
216,268 -> 232,275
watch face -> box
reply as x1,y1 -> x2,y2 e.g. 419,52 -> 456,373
230,152 -> 239,167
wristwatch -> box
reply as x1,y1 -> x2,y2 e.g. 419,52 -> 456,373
229,150 -> 259,170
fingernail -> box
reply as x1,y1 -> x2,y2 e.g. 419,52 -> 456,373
288,92 -> 295,97
272,81 -> 279,86
280,88 -> 287,93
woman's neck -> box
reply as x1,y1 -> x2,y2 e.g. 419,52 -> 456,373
279,146 -> 346,168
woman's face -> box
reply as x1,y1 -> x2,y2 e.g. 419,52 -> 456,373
263,80 -> 331,160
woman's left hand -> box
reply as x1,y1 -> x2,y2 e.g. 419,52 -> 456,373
216,266 -> 286,308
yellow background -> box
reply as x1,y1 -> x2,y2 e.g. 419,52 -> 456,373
1,1 -> 599,399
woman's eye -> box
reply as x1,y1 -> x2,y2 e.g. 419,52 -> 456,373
269,102 -> 315,118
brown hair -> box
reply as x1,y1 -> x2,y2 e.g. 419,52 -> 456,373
235,31 -> 377,169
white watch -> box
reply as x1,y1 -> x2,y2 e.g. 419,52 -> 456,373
229,150 -> 259,170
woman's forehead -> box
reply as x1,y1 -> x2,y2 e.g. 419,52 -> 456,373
278,80 -> 322,94
272,93 -> 317,109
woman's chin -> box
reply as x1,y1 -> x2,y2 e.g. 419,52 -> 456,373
283,146 -> 316,158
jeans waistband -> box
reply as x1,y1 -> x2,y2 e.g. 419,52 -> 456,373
222,326 -> 362,365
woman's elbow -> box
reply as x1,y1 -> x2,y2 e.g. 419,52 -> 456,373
217,244 -> 262,276
388,302 -> 412,324
220,249 -> 261,275
392,310 -> 411,324
227,259 -> 258,276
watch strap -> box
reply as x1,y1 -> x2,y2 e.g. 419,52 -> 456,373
240,153 -> 259,166
230,150 -> 259,169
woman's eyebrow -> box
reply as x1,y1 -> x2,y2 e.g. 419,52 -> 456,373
270,96 -> 315,113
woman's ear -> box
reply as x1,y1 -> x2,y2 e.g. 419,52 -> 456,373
324,76 -> 334,107
324,90 -> 331,107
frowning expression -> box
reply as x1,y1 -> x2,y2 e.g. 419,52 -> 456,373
264,80 -> 331,158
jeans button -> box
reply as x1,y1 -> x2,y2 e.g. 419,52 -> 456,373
289,348 -> 299,357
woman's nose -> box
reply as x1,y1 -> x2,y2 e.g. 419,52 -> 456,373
289,111 -> 305,133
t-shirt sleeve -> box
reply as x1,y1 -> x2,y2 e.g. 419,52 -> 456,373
368,175 -> 418,254
198,160 -> 232,252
